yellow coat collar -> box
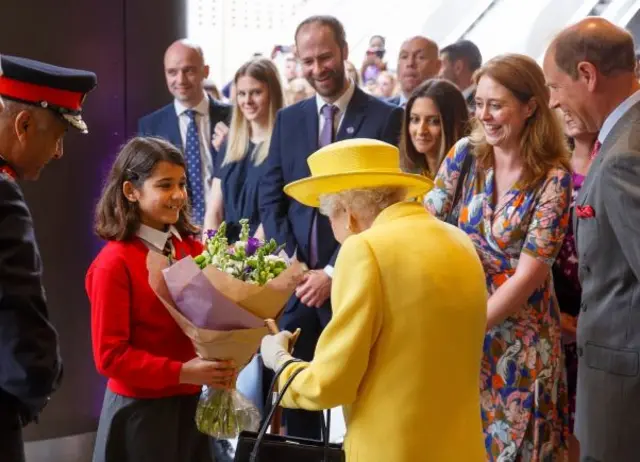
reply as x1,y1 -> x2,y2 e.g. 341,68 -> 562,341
371,201 -> 431,228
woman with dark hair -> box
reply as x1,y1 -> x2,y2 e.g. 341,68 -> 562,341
399,79 -> 470,178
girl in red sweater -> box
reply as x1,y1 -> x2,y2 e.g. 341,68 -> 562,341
87,137 -> 235,462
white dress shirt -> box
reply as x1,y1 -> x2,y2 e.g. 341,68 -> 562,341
398,92 -> 408,107
315,78 -> 356,139
174,94 -> 214,198
598,89 -> 640,144
136,224 -> 182,255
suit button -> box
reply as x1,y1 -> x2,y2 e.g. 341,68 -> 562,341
581,302 -> 587,312
577,347 -> 584,357
582,265 -> 591,274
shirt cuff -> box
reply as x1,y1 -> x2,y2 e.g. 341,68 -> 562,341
323,265 -> 334,279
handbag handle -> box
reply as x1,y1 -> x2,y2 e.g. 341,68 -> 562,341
263,320 -> 301,435
266,360 -> 332,447
250,361 -> 333,461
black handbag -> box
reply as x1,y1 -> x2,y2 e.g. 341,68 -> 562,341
234,360 -> 345,462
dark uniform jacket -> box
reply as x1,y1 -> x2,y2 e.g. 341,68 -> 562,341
0,165 -> 62,426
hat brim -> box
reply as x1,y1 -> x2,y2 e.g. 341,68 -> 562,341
62,113 -> 88,134
284,171 -> 434,207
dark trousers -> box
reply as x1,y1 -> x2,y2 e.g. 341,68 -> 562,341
264,298 -> 331,440
0,394 -> 27,462
0,412 -> 25,462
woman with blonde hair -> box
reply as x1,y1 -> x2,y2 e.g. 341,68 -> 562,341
425,54 -> 572,460
204,58 -> 284,241
375,70 -> 397,99
260,139 -> 488,461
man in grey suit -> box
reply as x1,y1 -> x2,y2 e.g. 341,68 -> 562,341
544,18 -> 640,462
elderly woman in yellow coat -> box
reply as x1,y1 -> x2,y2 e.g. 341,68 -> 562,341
260,138 -> 488,461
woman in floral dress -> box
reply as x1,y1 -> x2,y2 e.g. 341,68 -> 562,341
425,54 -> 572,461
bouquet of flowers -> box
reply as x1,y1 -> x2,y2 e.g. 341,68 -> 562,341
146,219 -> 305,438
195,220 -> 288,284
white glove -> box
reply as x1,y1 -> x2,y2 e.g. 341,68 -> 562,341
260,331 -> 294,371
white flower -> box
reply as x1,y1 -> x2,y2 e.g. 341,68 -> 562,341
264,255 -> 286,263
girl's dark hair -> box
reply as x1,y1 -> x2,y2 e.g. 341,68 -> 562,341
399,79 -> 470,176
94,136 -> 199,241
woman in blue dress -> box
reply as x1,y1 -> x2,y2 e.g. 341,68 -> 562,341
204,58 -> 285,242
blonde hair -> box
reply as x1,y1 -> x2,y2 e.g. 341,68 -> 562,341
224,58 -> 284,166
376,71 -> 397,91
470,54 -> 570,189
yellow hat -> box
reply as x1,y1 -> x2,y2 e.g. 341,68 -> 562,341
284,138 -> 434,207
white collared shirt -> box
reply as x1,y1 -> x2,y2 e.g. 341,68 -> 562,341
398,92 -> 408,108
315,78 -> 356,143
136,224 -> 182,254
598,89 -> 640,144
174,94 -> 214,197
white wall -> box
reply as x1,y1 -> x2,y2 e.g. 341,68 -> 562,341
187,0 -> 640,86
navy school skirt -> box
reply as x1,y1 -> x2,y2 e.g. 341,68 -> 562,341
92,389 -> 213,462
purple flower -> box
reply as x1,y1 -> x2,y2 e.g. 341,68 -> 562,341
205,229 -> 218,240
246,237 -> 260,256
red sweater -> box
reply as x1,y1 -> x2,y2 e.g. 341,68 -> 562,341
86,235 -> 203,398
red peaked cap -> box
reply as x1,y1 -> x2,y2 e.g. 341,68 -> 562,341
0,54 -> 97,133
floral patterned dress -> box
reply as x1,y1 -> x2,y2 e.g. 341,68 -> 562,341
425,139 -> 571,461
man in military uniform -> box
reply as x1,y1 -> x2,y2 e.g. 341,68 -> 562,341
0,54 -> 96,462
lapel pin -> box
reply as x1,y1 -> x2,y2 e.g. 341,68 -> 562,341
346,127 -> 354,134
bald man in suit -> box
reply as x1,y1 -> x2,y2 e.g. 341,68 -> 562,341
387,36 -> 440,107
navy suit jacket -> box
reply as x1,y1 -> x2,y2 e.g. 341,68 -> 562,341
259,86 -> 403,270
137,96 -> 231,166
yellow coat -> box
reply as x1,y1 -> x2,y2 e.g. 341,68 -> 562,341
278,201 -> 487,461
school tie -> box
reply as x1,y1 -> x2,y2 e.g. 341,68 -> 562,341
184,109 -> 205,226
163,237 -> 174,259
309,104 -> 338,268
590,140 -> 602,161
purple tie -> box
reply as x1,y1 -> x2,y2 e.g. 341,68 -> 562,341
309,104 -> 338,268
319,104 -> 338,147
